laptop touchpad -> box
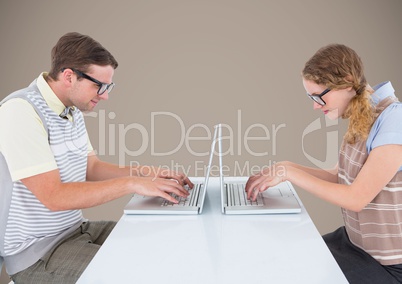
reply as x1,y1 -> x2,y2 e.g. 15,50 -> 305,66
262,188 -> 283,198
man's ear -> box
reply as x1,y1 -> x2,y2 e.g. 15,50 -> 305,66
60,68 -> 74,86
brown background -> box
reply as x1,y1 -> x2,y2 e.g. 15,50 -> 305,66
1,0 -> 402,282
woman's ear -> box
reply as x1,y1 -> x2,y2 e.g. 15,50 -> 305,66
345,86 -> 354,92
343,76 -> 356,93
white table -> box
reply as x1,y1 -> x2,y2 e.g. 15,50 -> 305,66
77,177 -> 348,284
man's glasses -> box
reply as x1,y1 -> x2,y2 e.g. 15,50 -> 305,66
306,88 -> 331,106
61,68 -> 115,95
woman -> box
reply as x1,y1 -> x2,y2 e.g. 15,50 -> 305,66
246,44 -> 402,283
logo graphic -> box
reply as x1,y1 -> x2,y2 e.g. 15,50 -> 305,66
302,114 -> 339,170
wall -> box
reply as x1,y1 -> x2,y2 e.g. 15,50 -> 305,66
1,0 -> 402,282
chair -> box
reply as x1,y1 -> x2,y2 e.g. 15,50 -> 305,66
1,257 -> 14,284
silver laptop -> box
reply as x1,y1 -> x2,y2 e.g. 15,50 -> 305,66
124,125 -> 218,215
216,124 -> 302,215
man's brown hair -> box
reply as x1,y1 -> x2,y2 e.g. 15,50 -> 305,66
48,32 -> 118,81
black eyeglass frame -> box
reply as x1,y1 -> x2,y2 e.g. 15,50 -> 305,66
307,88 -> 331,106
61,68 -> 115,95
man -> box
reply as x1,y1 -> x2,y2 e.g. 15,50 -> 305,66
0,32 -> 193,283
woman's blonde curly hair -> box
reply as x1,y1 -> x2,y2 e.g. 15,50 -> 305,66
302,44 -> 375,144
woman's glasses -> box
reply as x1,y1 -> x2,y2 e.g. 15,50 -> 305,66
306,88 -> 331,106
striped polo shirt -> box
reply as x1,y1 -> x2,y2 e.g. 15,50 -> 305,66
339,83 -> 402,266
0,75 -> 89,274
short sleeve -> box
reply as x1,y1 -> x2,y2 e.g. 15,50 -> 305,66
367,102 -> 402,153
87,133 -> 94,153
0,98 -> 58,181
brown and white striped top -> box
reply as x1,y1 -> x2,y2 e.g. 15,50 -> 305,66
339,97 -> 402,266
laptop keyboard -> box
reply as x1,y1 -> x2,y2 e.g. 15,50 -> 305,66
227,183 -> 263,207
162,184 -> 201,207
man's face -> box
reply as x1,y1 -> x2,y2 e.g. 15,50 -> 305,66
69,64 -> 115,112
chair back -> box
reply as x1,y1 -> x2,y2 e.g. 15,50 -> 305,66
0,256 -> 3,276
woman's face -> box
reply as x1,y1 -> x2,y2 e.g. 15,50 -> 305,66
302,78 -> 356,120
